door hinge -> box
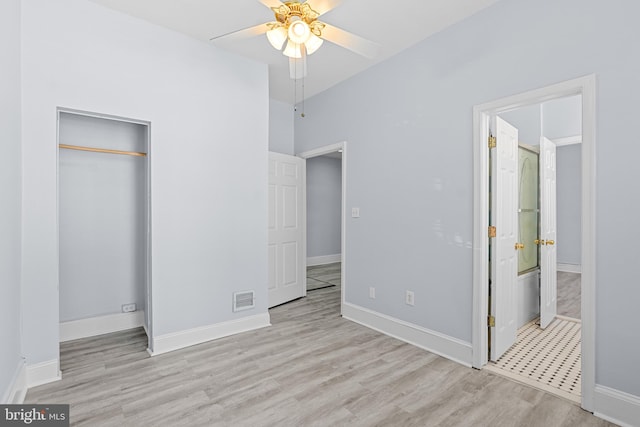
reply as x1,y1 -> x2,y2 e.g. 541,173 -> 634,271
488,315 -> 495,327
488,226 -> 496,238
488,135 -> 497,149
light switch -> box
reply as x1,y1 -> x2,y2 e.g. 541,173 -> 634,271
351,207 -> 360,218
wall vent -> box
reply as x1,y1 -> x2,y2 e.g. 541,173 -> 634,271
233,291 -> 255,312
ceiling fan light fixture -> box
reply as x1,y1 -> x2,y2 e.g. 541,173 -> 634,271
266,26 -> 288,50
304,32 -> 323,55
283,40 -> 302,58
288,20 -> 311,44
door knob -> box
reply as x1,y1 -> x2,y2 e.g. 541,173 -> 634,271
546,240 -> 555,246
515,243 -> 525,250
534,239 -> 545,245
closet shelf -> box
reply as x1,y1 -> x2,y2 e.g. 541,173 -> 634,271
59,144 -> 147,157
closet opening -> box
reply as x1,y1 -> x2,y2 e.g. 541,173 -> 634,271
57,109 -> 151,363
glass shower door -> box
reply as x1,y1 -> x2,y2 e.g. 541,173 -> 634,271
518,147 -> 539,274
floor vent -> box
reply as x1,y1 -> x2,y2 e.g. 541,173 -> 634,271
233,291 -> 255,312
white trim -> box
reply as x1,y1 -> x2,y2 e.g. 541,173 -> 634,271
60,311 -> 145,342
2,360 -> 27,404
57,107 -> 151,126
149,313 -> 271,356
302,158 -> 308,298
594,385 -> 640,427
342,303 -> 472,367
307,254 -> 341,266
552,135 -> 582,146
298,142 -> 345,159
26,360 -> 61,388
299,141 -> 347,315
557,263 -> 582,273
472,74 -> 596,411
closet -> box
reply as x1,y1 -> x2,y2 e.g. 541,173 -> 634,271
58,111 -> 150,344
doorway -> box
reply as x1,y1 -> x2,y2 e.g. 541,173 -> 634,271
299,142 -> 347,314
471,76 -> 596,411
485,101 -> 583,402
305,151 -> 342,292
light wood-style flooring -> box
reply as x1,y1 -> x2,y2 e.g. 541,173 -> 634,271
558,272 -> 581,320
26,284 -> 613,426
307,262 -> 341,291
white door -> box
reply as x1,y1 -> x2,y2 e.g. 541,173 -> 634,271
539,137 -> 558,329
268,152 -> 306,308
490,116 -> 519,362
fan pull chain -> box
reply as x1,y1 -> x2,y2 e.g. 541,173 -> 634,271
301,75 -> 305,118
292,57 -> 305,118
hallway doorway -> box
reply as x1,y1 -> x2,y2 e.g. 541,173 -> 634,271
299,142 -> 347,313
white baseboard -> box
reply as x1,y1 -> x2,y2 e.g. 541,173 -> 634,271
60,311 -> 145,342
307,254 -> 341,266
594,385 -> 640,427
149,313 -> 271,356
2,360 -> 27,404
557,263 -> 582,273
342,303 -> 473,367
26,360 -> 61,389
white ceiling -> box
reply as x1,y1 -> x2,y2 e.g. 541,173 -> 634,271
88,0 -> 502,104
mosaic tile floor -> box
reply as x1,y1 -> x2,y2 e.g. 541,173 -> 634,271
486,317 -> 582,403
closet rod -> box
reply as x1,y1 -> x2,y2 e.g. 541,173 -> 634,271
59,144 -> 147,157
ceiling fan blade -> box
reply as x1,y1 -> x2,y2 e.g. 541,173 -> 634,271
209,23 -> 269,42
320,23 -> 380,59
257,0 -> 284,9
311,0 -> 347,16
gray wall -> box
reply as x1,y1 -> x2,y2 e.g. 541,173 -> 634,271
543,95 -> 582,139
269,99 -> 294,155
0,0 -> 23,403
21,0 -> 268,364
544,96 -> 582,267
556,144 -> 582,265
295,0 -> 640,396
58,113 -> 147,322
307,156 -> 342,258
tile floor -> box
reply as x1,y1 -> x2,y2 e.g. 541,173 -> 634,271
486,317 -> 582,403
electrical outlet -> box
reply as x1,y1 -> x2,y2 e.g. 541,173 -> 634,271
405,291 -> 415,306
122,303 -> 137,313
351,207 -> 360,218
369,287 -> 376,299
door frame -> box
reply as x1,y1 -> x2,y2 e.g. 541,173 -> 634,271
298,141 -> 347,314
56,107 -> 153,356
471,75 -> 596,411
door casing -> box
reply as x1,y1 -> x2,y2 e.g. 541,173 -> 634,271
471,75 -> 596,411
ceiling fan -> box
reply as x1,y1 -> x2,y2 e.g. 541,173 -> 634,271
210,0 -> 379,79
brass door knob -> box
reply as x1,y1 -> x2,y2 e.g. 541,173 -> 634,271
546,240 -> 555,246
534,239 -> 545,245
515,243 -> 525,250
